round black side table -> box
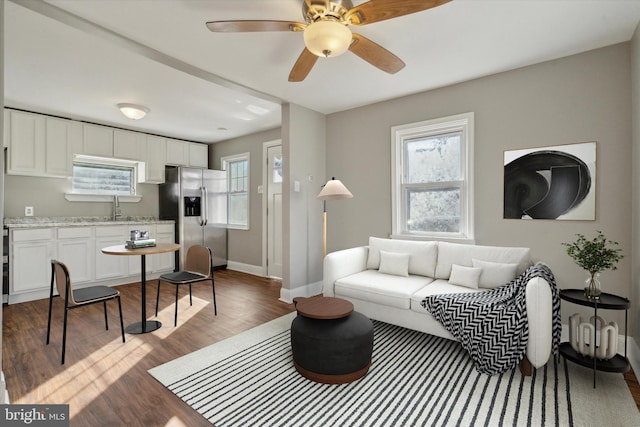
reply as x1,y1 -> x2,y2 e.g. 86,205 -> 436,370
559,289 -> 630,388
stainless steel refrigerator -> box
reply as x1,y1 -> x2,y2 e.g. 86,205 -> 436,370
159,166 -> 228,270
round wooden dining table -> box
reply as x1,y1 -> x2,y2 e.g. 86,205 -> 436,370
101,243 -> 180,334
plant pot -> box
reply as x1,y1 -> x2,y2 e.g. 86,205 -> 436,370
584,271 -> 601,299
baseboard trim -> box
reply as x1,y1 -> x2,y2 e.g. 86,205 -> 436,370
279,281 -> 323,304
226,261 -> 265,277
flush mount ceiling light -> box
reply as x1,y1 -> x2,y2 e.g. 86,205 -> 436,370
303,20 -> 352,58
117,103 -> 149,120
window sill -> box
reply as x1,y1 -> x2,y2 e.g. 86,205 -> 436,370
65,194 -> 142,203
390,233 -> 475,245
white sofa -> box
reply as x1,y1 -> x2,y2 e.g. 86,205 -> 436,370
323,237 -> 554,372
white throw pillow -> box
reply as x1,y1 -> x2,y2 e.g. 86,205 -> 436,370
448,264 -> 482,289
378,250 -> 410,277
472,258 -> 518,288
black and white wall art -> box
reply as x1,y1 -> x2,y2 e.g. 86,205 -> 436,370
503,142 -> 596,220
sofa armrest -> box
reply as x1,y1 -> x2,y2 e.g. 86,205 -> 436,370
525,276 -> 553,368
323,246 -> 369,297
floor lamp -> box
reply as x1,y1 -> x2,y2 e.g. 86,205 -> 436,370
317,177 -> 353,257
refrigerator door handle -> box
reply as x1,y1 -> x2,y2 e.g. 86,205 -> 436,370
201,186 -> 208,226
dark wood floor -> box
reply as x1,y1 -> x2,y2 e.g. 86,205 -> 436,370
3,270 -> 640,425
2,269 -> 294,426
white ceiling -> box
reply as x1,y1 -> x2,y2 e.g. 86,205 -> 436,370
5,0 -> 640,144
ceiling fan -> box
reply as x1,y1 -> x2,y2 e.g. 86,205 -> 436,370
206,0 -> 451,82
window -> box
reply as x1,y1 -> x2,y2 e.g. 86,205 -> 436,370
391,112 -> 474,242
222,153 -> 250,229
72,163 -> 135,195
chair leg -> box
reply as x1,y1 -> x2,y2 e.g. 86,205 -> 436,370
174,285 -> 180,327
117,296 -> 125,343
211,278 -> 217,316
189,284 -> 193,306
46,293 -> 54,345
155,279 -> 161,317
103,301 -> 109,331
61,307 -> 69,365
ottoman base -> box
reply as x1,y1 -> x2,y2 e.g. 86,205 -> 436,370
294,360 -> 371,385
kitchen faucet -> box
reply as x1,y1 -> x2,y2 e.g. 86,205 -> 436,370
113,195 -> 122,221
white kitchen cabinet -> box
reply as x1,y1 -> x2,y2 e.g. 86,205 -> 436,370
56,227 -> 94,285
94,226 -> 127,280
153,223 -> 176,273
114,129 -> 145,161
166,138 -> 189,166
140,135 -> 166,184
189,143 -> 208,168
7,110 -> 46,176
82,123 -> 113,157
45,116 -> 74,177
7,111 -> 74,177
3,109 -> 9,148
10,228 -> 56,296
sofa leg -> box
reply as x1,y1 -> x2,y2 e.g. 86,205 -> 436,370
519,356 -> 533,376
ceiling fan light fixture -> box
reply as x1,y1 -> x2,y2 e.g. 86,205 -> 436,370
117,103 -> 149,120
303,20 -> 352,58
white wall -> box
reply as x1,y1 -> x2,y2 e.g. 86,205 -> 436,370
281,103 -> 325,301
630,24 -> 640,366
326,43 -> 633,328
1,0 -> 7,403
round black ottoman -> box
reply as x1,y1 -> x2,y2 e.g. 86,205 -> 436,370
291,311 -> 374,384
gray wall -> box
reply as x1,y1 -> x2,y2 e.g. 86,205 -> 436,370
1,0 -> 5,403
326,43 -> 633,327
210,127 -> 281,267
631,26 -> 640,348
3,175 -> 160,219
282,103 -> 325,297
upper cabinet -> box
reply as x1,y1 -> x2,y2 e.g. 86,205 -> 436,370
5,108 -> 209,181
82,123 -> 113,157
141,135 -> 166,184
7,110 -> 73,178
166,138 -> 189,166
114,129 -> 145,161
189,142 -> 208,168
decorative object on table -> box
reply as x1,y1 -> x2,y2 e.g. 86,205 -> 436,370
126,229 -> 156,248
317,177 -> 353,257
562,231 -> 623,299
504,141 -> 596,220
568,313 -> 618,360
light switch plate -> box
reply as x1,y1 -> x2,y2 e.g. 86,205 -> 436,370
25,206 -> 34,216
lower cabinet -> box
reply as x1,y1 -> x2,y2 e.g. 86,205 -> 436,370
9,223 -> 175,304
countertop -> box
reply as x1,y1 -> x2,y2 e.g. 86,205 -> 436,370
4,216 -> 175,229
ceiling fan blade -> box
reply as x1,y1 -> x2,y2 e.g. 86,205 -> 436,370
346,0 -> 451,26
206,20 -> 305,33
289,48 -> 318,82
349,34 -> 405,74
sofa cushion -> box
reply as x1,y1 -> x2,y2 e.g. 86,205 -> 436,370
434,242 -> 531,280
366,237 -> 438,277
410,279 -> 483,313
379,250 -> 410,277
335,270 -> 433,309
448,264 -> 481,289
472,258 -> 518,288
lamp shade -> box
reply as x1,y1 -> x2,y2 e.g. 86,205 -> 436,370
317,178 -> 353,200
118,103 -> 149,120
303,20 -> 352,58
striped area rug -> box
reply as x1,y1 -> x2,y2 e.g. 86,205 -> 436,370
149,312 -> 640,426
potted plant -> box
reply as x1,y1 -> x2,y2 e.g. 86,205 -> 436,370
563,231 -> 623,299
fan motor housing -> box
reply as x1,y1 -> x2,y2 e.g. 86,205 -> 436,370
303,0 -> 353,23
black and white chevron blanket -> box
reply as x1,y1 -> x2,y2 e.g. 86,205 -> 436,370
421,263 -> 561,375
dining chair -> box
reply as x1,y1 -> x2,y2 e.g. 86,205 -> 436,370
155,245 -> 217,326
46,260 -> 125,364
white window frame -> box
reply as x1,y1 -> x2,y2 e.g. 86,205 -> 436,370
221,152 -> 250,230
65,155 -> 142,202
391,112 -> 475,243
